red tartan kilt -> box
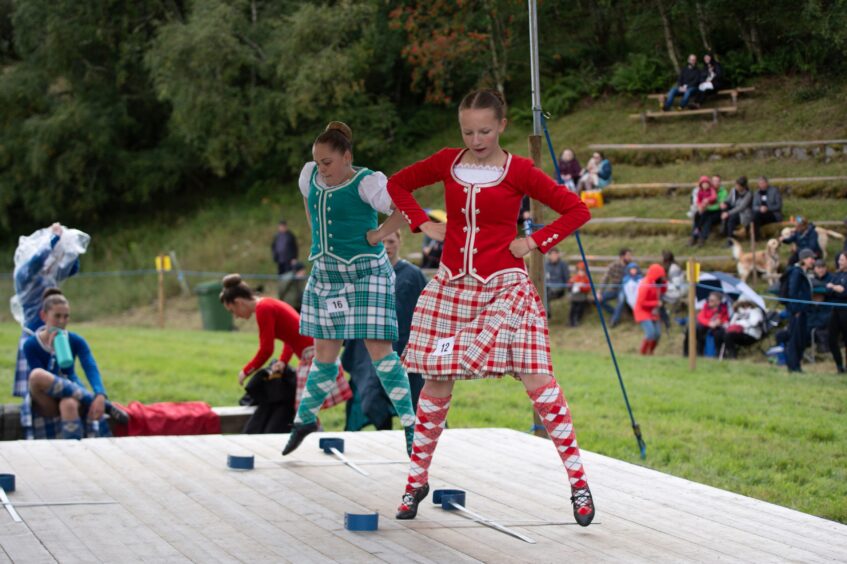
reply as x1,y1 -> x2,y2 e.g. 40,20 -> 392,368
402,269 -> 553,380
296,347 -> 351,409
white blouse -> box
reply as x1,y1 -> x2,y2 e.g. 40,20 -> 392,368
453,163 -> 504,185
298,162 -> 393,215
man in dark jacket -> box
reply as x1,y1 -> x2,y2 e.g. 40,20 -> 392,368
784,248 -> 816,372
752,177 -> 783,238
663,54 -> 701,111
781,216 -> 822,264
272,220 -> 298,275
720,176 -> 753,240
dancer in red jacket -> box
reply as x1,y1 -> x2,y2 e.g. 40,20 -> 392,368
387,89 -> 595,526
634,264 -> 667,355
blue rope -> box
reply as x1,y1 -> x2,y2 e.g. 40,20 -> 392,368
539,113 -> 647,459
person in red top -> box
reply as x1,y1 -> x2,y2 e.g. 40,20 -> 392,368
634,264 -> 667,355
692,291 -> 730,356
219,274 -> 350,413
690,176 -> 717,247
387,89 -> 595,526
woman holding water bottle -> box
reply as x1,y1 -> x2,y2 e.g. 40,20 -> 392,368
281,121 -> 417,457
22,293 -> 128,440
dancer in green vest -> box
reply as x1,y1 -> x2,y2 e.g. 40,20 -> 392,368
283,121 -> 417,457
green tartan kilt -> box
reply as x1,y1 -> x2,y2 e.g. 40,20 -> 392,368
300,254 -> 399,341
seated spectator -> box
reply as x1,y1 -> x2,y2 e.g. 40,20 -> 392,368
568,262 -> 591,327
23,293 -> 129,440
720,176 -> 753,241
663,54 -> 701,111
704,173 -> 728,237
544,248 -> 570,319
685,291 -> 729,356
557,149 -> 581,193
598,248 -> 631,317
826,252 -> 847,373
690,176 -> 718,246
781,216 -> 822,265
611,262 -> 643,326
752,176 -> 783,239
696,52 -> 724,105
576,152 -> 612,192
634,264 -> 667,355
661,251 -> 685,326
723,300 -> 765,359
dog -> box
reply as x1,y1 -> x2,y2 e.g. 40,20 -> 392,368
779,226 -> 845,259
730,238 -> 781,285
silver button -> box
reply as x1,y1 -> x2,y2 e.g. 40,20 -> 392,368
459,269 -> 465,274
475,188 -> 481,194
461,208 -> 466,213
473,248 -> 478,254
328,194 -> 333,198
329,246 -> 334,251
459,248 -> 465,253
329,234 -> 333,238
463,188 -> 468,193
327,207 -> 331,211
475,227 -> 480,233
472,268 -> 477,273
328,220 -> 332,225
463,227 -> 468,232
475,209 -> 480,214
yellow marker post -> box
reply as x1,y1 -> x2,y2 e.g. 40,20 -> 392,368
686,259 -> 700,371
155,255 -> 168,328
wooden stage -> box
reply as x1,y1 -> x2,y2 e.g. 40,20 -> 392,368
1,428 -> 845,563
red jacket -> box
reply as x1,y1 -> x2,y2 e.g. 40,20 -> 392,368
634,264 -> 666,323
242,298 -> 313,375
387,148 -> 591,283
697,301 -> 730,327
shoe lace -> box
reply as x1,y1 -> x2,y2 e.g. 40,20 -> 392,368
570,487 -> 593,510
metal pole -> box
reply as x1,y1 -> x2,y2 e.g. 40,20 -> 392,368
527,0 -> 547,439
688,259 -> 697,372
528,0 -> 542,135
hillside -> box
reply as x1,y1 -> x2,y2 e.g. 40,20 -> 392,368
1,76 -> 846,324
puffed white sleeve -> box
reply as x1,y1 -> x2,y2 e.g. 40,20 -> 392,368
298,162 -> 316,199
358,171 -> 394,215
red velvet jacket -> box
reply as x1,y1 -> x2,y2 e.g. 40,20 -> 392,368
387,148 -> 591,283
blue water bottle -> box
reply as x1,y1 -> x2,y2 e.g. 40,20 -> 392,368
53,330 -> 74,370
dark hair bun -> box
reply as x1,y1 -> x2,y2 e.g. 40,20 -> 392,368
222,273 -> 243,289
325,121 -> 352,142
41,287 -> 64,301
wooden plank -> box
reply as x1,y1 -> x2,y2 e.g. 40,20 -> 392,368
629,107 -> 738,120
606,176 -> 847,191
589,139 -> 847,151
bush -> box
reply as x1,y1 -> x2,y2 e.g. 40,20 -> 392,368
609,53 -> 670,94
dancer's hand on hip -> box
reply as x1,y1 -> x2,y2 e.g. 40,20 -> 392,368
509,237 -> 537,258
420,221 -> 446,242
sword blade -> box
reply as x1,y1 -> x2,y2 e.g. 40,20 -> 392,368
0,488 -> 22,523
449,502 -> 536,544
329,447 -> 370,477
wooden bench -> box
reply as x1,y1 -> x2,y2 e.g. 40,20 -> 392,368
647,86 -> 755,109
629,106 -> 738,125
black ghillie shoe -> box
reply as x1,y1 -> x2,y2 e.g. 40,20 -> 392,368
403,426 -> 415,458
395,483 -> 430,520
571,486 -> 595,527
282,421 -> 318,455
105,402 -> 130,425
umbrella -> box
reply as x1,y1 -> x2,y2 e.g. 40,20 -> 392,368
695,271 -> 767,311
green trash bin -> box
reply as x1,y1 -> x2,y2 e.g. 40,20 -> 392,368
195,281 -> 234,331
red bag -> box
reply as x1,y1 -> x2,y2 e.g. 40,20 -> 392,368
112,401 -> 221,436
726,324 -> 744,334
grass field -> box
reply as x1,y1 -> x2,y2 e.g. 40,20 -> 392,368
2,321 -> 846,523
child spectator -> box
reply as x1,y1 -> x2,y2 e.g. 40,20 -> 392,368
752,176 -> 783,239
544,248 -> 570,319
720,176 -> 753,241
576,152 -> 612,192
611,262 -> 643,327
723,300 -> 764,359
690,176 -> 717,246
634,264 -> 666,355
569,262 -> 591,327
557,149 -> 581,193
688,291 -> 729,356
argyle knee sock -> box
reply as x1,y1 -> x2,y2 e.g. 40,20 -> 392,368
294,360 -> 339,425
527,379 -> 588,489
43,374 -> 94,406
405,392 -> 451,493
373,352 -> 416,452
61,418 -> 83,440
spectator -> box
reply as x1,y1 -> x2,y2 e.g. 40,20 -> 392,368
808,259 -> 833,353
784,248 -> 816,373
781,216 -> 822,265
661,251 -> 685,326
576,152 -> 612,192
634,264 -> 667,355
545,248 -> 570,319
663,54 -> 701,111
598,248 -> 631,318
752,176 -> 783,239
723,300 -> 765,359
696,52 -> 724,105
687,291 -> 729,356
825,252 -> 847,373
615,262 -> 644,326
704,174 -> 728,238
343,230 -> 428,430
720,176 -> 753,241
23,293 -> 129,440
568,262 -> 591,327
690,176 -> 718,246
558,149 -> 582,193
272,220 -> 299,276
